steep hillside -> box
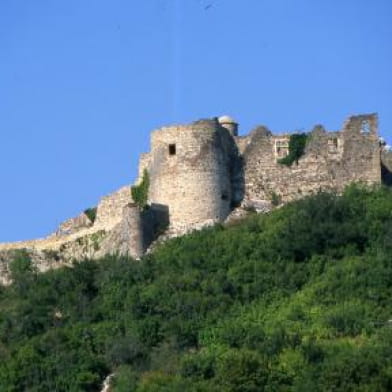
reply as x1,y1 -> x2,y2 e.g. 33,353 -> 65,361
1,185 -> 392,391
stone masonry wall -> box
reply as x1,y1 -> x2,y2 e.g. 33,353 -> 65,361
148,119 -> 236,230
0,113 -> 386,285
339,114 -> 380,185
0,183 -> 144,284
99,203 -> 144,259
234,135 -> 251,154
56,212 -> 93,236
0,202 -> 146,284
94,185 -> 133,229
381,149 -> 392,185
137,153 -> 151,184
243,114 -> 381,205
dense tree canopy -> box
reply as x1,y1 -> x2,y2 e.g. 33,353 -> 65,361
1,185 -> 392,391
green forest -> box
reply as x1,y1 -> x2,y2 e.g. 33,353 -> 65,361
1,185 -> 392,391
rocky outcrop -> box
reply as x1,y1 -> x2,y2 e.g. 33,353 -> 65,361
100,374 -> 113,392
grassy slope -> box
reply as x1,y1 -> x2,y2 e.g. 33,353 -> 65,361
0,185 -> 392,391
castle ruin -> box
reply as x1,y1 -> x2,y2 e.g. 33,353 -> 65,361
0,113 -> 391,284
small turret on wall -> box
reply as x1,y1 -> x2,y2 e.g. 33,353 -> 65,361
218,115 -> 239,137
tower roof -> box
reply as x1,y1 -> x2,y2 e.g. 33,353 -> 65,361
218,115 -> 237,124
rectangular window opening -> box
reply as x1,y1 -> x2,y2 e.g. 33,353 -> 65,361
169,144 -> 176,155
327,137 -> 339,154
360,120 -> 371,134
275,139 -> 289,158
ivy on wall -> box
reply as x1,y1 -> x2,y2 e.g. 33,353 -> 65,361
84,207 -> 97,223
131,169 -> 150,209
270,191 -> 282,206
278,133 -> 308,166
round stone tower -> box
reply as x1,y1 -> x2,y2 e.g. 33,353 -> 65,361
148,119 -> 234,230
218,115 -> 238,137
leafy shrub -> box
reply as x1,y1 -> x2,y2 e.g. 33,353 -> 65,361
270,191 -> 282,206
180,351 -> 216,380
9,249 -> 34,278
9,249 -> 36,297
216,349 -> 268,392
84,207 -> 97,223
137,371 -> 190,392
112,365 -> 138,392
324,303 -> 365,337
131,169 -> 150,209
278,133 -> 308,166
106,335 -> 146,367
1,186 -> 392,391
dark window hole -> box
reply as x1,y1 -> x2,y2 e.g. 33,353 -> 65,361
169,144 -> 176,155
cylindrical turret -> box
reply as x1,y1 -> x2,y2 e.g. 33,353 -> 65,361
218,115 -> 238,137
148,119 -> 233,230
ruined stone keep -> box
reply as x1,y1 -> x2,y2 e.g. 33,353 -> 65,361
0,112 -> 390,285
139,113 -> 382,229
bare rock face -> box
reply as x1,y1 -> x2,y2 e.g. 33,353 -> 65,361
100,374 -> 113,392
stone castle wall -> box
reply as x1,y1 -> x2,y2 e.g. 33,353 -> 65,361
56,212 -> 93,236
137,153 -> 151,184
0,112 -> 386,285
94,185 -> 133,229
340,114 -> 380,184
0,183 -> 143,284
99,203 -> 145,259
234,135 -> 251,154
0,203 -> 146,284
381,149 -> 392,186
148,119 -> 236,230
243,114 -> 381,204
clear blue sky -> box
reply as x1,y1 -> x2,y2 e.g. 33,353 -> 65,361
0,0 -> 391,241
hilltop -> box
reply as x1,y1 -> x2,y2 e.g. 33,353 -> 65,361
1,185 -> 392,391
1,113 -> 392,285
